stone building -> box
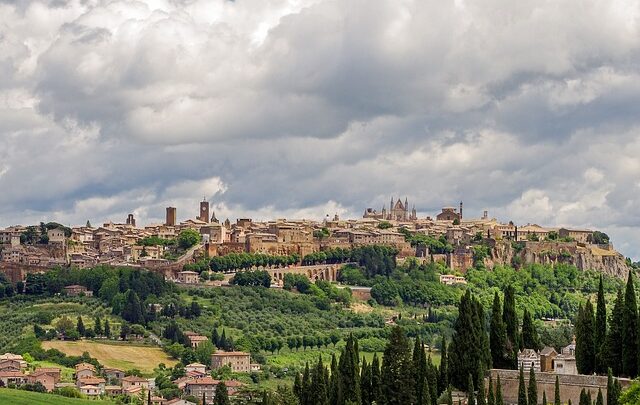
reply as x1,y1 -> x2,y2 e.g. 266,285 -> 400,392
211,351 -> 251,372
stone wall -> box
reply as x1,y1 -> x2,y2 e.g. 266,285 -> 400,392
487,369 -> 631,405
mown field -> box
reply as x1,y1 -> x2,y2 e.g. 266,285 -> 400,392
42,340 -> 177,374
0,388 -> 115,405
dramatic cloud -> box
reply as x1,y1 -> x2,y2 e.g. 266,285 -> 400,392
1,0 -> 640,259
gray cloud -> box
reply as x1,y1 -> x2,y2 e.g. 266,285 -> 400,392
1,0 -> 640,259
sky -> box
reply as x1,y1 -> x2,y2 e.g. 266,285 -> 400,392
1,0 -> 640,260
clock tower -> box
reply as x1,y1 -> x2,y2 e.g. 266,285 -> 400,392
199,199 -> 210,223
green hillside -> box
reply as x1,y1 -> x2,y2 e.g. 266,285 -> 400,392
0,389 -> 114,405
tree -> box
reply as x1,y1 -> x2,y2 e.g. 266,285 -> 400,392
521,309 -> 539,350
339,334 -> 361,404
309,357 -> 328,405
467,374 -> 475,405
449,291 -> 489,389
596,388 -> 603,405
542,391 -> 547,405
477,365 -> 486,405
94,316 -> 102,336
104,319 -> 111,338
439,336 -> 449,395
554,376 -> 560,405
214,382 -> 230,405
575,300 -> 595,375
121,290 -> 145,325
496,375 -> 504,405
528,367 -> 537,405
622,271 -> 638,377
503,286 -> 518,369
607,369 -> 621,405
56,316 -> 74,335
381,327 -> 415,405
76,316 -> 85,336
413,337 -> 428,405
606,289 -> 624,376
490,292 -> 508,369
518,365 -> 528,405
178,229 -> 201,249
361,356 -> 372,405
595,276 -> 607,374
371,353 -> 382,404
488,377 -> 495,405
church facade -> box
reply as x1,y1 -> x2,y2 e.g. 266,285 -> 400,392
363,197 -> 417,221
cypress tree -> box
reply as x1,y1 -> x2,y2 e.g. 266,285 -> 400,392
310,357 -> 328,405
449,291 -> 488,388
521,309 -> 539,350
339,334 -> 360,404
477,365 -> 486,405
503,286 -> 519,369
439,336 -> 449,395
607,369 -> 620,405
487,376 -> 495,405
329,354 -> 339,405
622,271 -> 638,377
576,300 -> 596,375
414,337 -> 427,405
371,353 -> 382,404
427,356 -> 438,405
214,382 -> 230,405
301,363 -> 311,405
595,276 -> 607,374
554,376 -> 560,405
606,289 -> 624,376
361,356 -> 372,405
518,365 -> 528,405
447,387 -> 453,405
202,392 -> 206,405
528,367 -> 537,405
381,326 -> 415,405
94,316 -> 102,336
467,374 -> 475,405
579,389 -> 587,405
293,372 -> 303,402
596,388 -> 603,405
496,375 -> 504,405
76,316 -> 85,336
490,292 -> 507,368
104,319 -> 111,338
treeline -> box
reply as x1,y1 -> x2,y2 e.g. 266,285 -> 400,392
399,228 -> 454,254
209,252 -> 300,272
20,266 -> 173,326
575,272 -> 640,378
283,275 -> 352,305
303,245 -> 398,278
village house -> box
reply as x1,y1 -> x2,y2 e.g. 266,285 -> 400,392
122,375 -> 150,391
77,376 -> 106,390
64,285 -> 93,297
0,353 -> 27,369
27,371 -> 57,391
211,351 -> 251,373
177,271 -> 199,284
75,363 -> 96,379
439,274 -> 467,285
184,332 -> 209,348
165,398 -> 196,405
185,363 -> 207,375
103,367 -> 125,382
80,385 -> 102,397
0,370 -> 27,386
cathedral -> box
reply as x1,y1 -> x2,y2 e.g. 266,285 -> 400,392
363,197 -> 417,221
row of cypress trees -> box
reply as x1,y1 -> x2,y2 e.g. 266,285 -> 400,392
292,328 -> 451,405
575,272 -> 640,377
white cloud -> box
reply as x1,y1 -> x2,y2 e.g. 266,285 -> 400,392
1,0 -> 640,259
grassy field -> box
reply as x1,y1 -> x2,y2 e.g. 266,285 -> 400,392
42,340 -> 177,375
0,388 -> 115,404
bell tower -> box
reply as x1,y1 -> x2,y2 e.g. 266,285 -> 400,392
199,198 -> 210,223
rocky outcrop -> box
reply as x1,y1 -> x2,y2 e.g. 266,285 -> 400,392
485,240 -> 630,279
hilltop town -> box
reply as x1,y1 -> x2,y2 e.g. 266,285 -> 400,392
0,197 -> 631,282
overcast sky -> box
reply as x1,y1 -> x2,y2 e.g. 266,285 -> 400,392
1,0 -> 640,259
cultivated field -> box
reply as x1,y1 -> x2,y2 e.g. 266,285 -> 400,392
42,340 -> 177,374
0,388 -> 115,404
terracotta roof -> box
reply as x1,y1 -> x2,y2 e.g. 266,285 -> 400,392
212,351 -> 249,357
0,371 -> 25,377
122,375 -> 148,382
78,377 -> 106,384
